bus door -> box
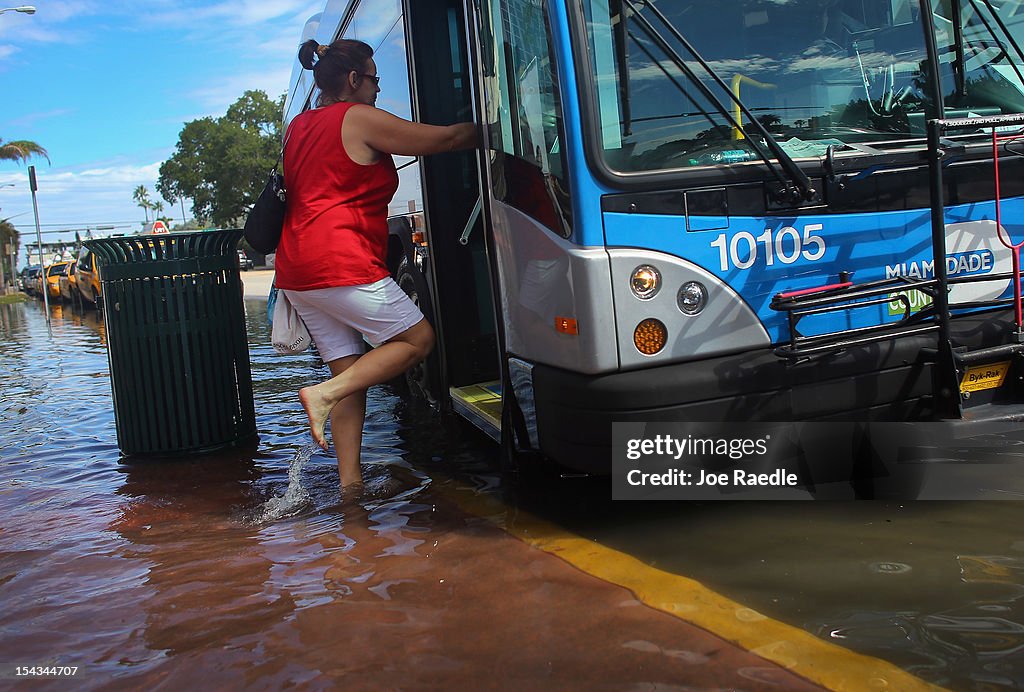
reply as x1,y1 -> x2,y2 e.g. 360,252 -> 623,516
404,0 -> 502,437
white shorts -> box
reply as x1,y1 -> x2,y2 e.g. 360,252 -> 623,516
283,277 -> 424,362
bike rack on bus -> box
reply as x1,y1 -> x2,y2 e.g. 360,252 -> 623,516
770,113 -> 1024,419
770,275 -> 940,359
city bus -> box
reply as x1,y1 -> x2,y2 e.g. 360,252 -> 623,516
283,0 -> 1024,476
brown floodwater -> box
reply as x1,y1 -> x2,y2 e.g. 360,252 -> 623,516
3,297 -> 1024,691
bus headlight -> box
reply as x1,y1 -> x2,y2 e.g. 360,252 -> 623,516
677,281 -> 708,316
634,318 -> 667,355
630,265 -> 661,300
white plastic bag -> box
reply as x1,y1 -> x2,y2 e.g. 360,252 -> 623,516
271,289 -> 311,354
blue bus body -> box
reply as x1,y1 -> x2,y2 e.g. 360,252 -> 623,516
286,0 -> 1024,473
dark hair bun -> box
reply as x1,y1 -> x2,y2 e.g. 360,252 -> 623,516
298,39 -> 318,70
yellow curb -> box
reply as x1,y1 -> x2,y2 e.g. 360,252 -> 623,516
436,479 -> 947,692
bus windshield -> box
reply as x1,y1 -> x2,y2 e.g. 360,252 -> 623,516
581,0 -> 1024,173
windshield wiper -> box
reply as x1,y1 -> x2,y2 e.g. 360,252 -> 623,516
952,0 -> 968,99
622,0 -> 816,204
611,0 -> 632,137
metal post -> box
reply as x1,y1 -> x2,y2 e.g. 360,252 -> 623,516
28,165 -> 50,333
926,121 -> 951,343
919,0 -> 960,418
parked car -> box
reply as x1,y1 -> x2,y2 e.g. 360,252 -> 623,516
43,261 -> 71,300
237,249 -> 254,271
75,248 -> 102,308
20,266 -> 41,295
59,260 -> 78,302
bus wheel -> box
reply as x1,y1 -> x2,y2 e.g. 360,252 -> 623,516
396,257 -> 440,407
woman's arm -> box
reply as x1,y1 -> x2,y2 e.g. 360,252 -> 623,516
347,105 -> 479,157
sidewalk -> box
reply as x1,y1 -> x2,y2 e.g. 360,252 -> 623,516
240,269 -> 275,300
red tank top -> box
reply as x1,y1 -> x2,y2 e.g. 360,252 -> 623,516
275,102 -> 399,290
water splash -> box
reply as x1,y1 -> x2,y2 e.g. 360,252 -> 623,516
257,442 -> 319,522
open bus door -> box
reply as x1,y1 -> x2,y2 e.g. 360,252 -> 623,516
397,0 -> 505,441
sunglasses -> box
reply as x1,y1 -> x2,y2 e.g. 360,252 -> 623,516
360,73 -> 381,86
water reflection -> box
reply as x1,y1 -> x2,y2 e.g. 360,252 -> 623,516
111,454 -> 296,663
818,598 -> 1024,689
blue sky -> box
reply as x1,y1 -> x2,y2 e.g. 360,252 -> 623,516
0,0 -> 320,265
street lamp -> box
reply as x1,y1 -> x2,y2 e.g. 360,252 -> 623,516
0,6 -> 35,14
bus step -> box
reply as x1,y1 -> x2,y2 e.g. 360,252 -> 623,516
450,381 -> 502,442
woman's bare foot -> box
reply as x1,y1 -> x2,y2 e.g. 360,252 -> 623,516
298,385 -> 336,450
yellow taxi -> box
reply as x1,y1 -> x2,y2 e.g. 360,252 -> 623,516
75,248 -> 102,308
59,260 -> 78,302
43,261 -> 71,301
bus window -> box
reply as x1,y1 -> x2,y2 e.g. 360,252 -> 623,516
481,0 -> 571,236
343,1 -> 422,218
347,0 -> 401,48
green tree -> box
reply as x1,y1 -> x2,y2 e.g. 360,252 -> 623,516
0,138 -> 49,165
0,218 -> 17,284
170,218 -> 206,232
158,90 -> 283,228
133,185 -> 152,224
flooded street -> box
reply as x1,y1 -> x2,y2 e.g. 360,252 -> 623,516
2,298 -> 1023,690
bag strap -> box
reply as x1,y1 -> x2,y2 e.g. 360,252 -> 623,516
273,129 -> 292,176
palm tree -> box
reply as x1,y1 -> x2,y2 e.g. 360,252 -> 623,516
0,139 -> 49,165
133,185 -> 152,224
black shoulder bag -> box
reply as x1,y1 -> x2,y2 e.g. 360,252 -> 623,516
243,136 -> 289,254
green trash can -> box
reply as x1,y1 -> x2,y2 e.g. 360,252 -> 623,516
86,229 -> 257,455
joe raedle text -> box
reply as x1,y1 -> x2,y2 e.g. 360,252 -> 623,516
627,467 -> 798,488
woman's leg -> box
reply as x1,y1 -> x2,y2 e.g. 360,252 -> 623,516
300,318 -> 434,451
325,354 -> 366,488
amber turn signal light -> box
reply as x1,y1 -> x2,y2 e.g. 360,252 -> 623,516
555,316 -> 579,335
633,318 -> 667,355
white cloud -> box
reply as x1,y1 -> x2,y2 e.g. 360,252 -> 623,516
0,0 -> 318,49
0,160 -> 180,248
143,0 -> 316,31
6,109 -> 76,129
0,0 -> 95,43
34,0 -> 97,24
189,67 -> 293,110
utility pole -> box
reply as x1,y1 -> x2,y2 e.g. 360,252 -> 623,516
29,165 -> 50,333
